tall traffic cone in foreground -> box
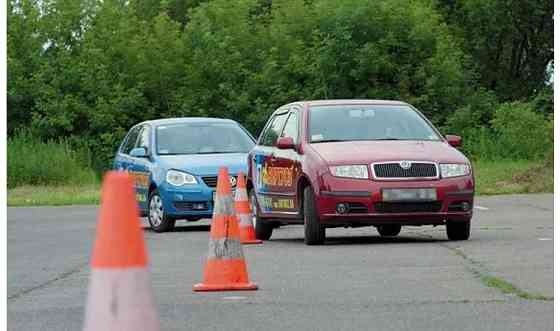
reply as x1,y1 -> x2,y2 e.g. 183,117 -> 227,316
193,167 -> 258,292
83,171 -> 160,331
235,172 -> 263,245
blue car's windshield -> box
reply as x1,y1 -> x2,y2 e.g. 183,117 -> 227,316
156,123 -> 255,155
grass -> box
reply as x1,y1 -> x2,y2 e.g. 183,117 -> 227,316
7,185 -> 101,207
8,130 -> 98,188
480,275 -> 553,301
473,159 -> 553,195
7,131 -> 101,206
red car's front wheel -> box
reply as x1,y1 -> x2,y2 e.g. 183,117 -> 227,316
377,225 -> 402,237
303,186 -> 325,245
446,219 -> 471,240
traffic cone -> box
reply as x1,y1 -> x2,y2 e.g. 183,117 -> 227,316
235,172 -> 263,244
83,171 -> 160,331
193,167 -> 258,292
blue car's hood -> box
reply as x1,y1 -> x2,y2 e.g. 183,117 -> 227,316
157,153 -> 248,176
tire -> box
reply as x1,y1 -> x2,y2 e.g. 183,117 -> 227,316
249,188 -> 273,240
377,224 -> 402,237
303,186 -> 325,245
148,189 -> 175,232
446,219 -> 470,240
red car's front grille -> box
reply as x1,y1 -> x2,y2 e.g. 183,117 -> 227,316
347,202 -> 368,213
374,201 -> 442,213
373,162 -> 438,179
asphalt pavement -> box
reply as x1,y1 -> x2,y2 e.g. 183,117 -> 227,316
7,194 -> 553,330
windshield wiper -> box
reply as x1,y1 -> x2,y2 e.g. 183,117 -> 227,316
195,151 -> 243,154
374,138 -> 403,141
311,139 -> 347,143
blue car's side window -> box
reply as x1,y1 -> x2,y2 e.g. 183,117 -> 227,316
122,126 -> 142,155
137,125 -> 151,154
114,126 -> 141,171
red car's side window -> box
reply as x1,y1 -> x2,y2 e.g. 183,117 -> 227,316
260,113 -> 288,146
281,112 -> 299,143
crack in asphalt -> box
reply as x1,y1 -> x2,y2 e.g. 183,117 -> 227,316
444,244 -> 552,301
8,262 -> 88,301
431,238 -> 553,302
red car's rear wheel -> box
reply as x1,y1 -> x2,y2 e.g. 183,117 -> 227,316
249,188 -> 273,240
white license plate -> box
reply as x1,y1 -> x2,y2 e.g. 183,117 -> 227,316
382,188 -> 437,201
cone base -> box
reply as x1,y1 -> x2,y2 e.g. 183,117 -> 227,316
241,239 -> 263,244
193,282 -> 258,292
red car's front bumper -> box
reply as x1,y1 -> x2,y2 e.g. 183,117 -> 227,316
316,174 -> 474,226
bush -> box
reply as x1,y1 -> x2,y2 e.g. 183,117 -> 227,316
491,102 -> 553,160
7,131 -> 98,188
444,89 -> 498,134
444,100 -> 553,161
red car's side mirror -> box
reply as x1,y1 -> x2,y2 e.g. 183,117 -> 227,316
446,135 -> 462,147
276,137 -> 295,150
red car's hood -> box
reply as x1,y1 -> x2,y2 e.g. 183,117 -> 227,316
309,140 -> 469,165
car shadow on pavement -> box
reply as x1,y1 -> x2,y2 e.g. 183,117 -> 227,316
172,224 -> 211,232
271,235 -> 444,246
142,224 -> 211,232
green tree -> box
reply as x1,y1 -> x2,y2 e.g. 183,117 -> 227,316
437,0 -> 553,100
7,0 -> 44,134
183,0 -> 472,134
131,0 -> 207,25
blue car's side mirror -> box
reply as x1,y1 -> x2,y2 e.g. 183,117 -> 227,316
130,147 -> 148,158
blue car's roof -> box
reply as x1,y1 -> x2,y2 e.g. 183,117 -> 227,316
138,117 -> 239,127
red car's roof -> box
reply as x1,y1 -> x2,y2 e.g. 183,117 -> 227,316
288,99 -> 409,107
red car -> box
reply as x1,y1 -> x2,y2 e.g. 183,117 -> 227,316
247,99 -> 474,245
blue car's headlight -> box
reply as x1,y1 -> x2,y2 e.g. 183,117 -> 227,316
166,169 -> 198,186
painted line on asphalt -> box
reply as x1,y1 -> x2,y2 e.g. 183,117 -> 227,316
474,205 -> 489,210
538,238 -> 552,241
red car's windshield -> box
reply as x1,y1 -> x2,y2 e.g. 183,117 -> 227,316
308,105 -> 441,143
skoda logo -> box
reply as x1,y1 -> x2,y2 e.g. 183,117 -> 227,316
230,176 -> 237,187
399,161 -> 412,170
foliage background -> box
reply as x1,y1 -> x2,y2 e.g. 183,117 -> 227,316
7,0 -> 554,182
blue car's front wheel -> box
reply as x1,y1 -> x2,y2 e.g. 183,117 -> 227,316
148,189 -> 175,233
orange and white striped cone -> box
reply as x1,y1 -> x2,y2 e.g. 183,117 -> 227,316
235,172 -> 263,244
83,171 -> 160,331
193,167 -> 258,292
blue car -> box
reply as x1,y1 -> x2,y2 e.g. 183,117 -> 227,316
113,117 -> 255,232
